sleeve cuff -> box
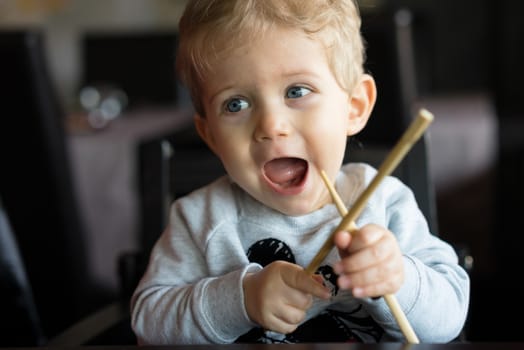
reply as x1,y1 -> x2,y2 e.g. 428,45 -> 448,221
201,263 -> 262,342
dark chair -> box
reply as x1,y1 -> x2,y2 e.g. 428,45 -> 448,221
0,29 -> 117,345
0,198 -> 46,347
321,7 -> 436,236
138,125 -> 225,256
0,193 -> 134,346
114,123 -> 227,301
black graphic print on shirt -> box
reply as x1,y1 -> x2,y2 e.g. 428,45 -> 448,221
237,238 -> 384,343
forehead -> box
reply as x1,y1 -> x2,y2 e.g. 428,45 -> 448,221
208,27 -> 326,72
201,28 -> 331,91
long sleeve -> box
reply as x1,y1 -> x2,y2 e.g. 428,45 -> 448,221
131,178 -> 260,344
131,238 -> 259,344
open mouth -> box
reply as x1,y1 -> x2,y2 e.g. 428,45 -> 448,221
263,157 -> 308,190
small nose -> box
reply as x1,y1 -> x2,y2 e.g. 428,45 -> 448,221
253,106 -> 291,142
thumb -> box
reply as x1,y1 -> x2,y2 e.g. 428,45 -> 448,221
283,264 -> 330,299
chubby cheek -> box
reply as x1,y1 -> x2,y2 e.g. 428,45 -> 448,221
211,141 -> 237,168
308,100 -> 350,136
313,138 -> 348,182
212,136 -> 255,179
307,119 -> 349,170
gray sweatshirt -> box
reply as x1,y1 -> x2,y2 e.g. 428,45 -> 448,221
131,163 -> 470,344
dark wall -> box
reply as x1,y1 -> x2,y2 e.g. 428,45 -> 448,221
391,0 -> 524,116
387,0 -> 494,95
492,1 -> 524,119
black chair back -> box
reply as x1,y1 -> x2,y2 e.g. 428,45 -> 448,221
353,7 -> 438,234
0,198 -> 46,346
0,29 -> 93,339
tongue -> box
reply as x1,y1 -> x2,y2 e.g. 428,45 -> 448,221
264,158 -> 307,186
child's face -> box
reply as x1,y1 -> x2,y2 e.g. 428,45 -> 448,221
196,27 -> 370,216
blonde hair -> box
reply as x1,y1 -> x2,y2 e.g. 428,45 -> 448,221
176,0 -> 364,116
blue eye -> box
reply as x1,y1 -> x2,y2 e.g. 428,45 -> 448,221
287,86 -> 312,99
225,98 -> 249,113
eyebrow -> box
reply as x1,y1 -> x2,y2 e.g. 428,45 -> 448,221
207,84 -> 235,106
281,69 -> 323,80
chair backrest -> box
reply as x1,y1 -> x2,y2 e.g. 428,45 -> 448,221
137,124 -> 226,259
356,7 -> 438,234
0,29 -> 93,338
0,198 -> 46,346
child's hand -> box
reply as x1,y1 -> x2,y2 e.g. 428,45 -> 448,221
243,260 -> 330,334
333,224 -> 404,298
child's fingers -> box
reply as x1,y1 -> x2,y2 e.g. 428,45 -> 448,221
350,276 -> 403,298
350,235 -> 391,268
337,258 -> 401,289
273,304 -> 308,327
265,314 -> 300,335
284,266 -> 331,299
333,230 -> 352,259
346,224 -> 384,252
334,235 -> 391,276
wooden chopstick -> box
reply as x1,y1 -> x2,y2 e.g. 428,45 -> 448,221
319,170 -> 419,344
305,108 -> 434,343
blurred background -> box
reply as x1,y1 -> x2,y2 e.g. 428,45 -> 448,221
1,0 -> 523,345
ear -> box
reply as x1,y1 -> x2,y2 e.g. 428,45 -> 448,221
194,114 -> 218,154
347,74 -> 377,136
